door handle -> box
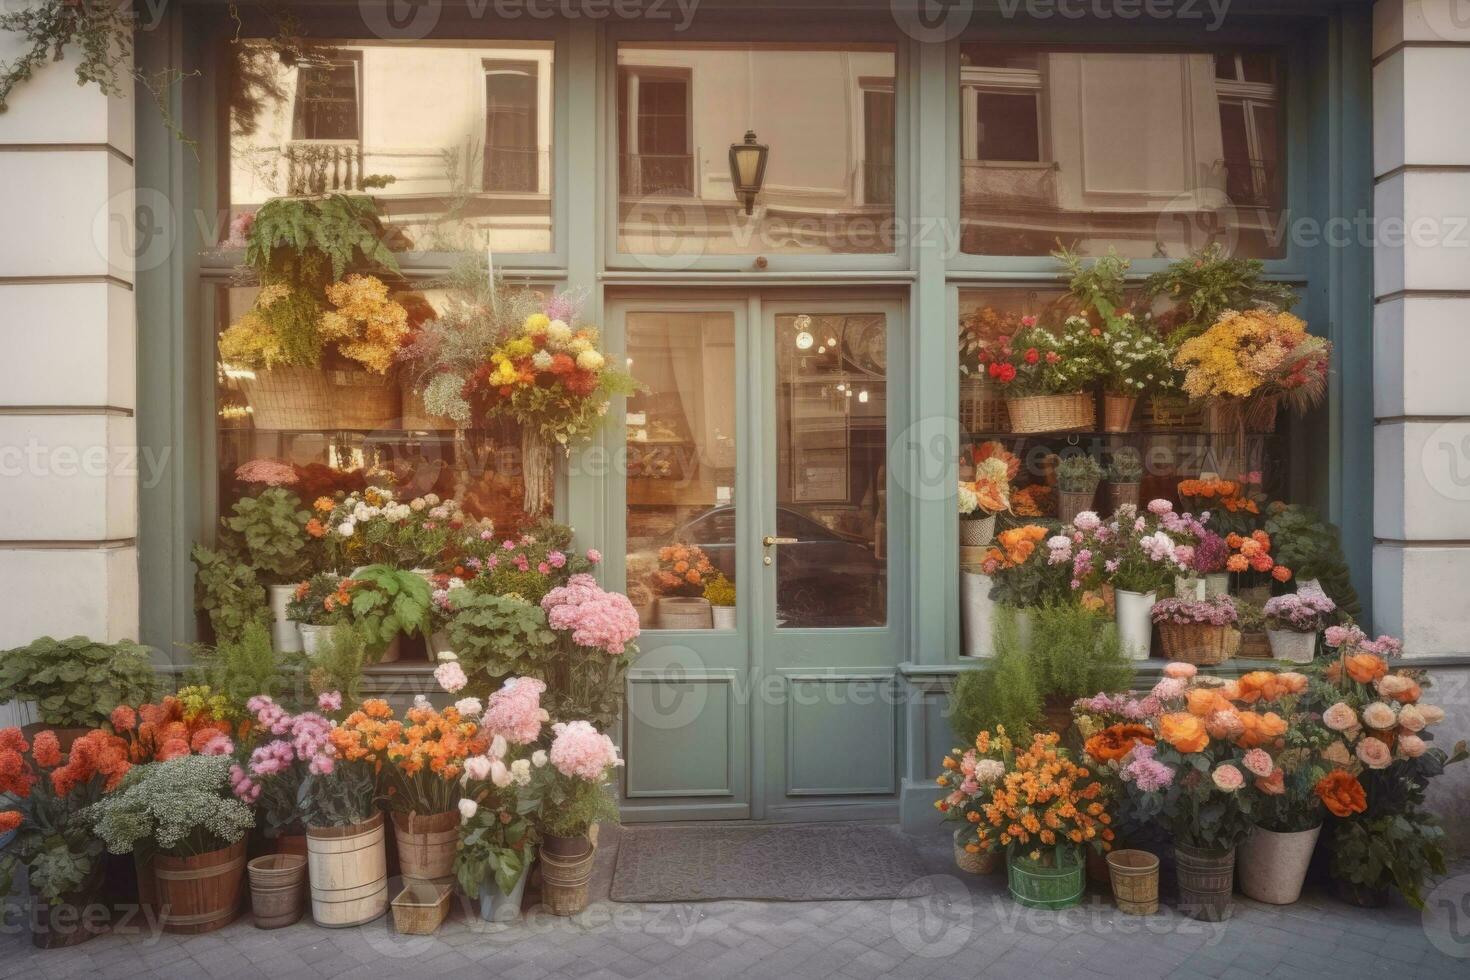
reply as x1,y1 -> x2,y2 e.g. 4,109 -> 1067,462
763,536 -> 797,547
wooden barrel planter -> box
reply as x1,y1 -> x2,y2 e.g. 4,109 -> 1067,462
248,854 -> 308,929
392,810 -> 458,888
154,839 -> 247,935
540,835 -> 594,916
29,870 -> 104,949
307,812 -> 388,928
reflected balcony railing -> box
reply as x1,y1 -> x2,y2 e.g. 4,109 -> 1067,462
483,146 -> 548,194
960,160 -> 1059,209
285,140 -> 366,195
621,153 -> 696,198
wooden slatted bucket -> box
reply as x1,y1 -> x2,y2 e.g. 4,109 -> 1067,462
392,810 -> 458,888
248,854 -> 307,929
307,813 -> 388,928
153,839 -> 247,934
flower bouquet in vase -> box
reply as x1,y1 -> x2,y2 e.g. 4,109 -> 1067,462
934,726 -> 1013,874
650,544 -> 717,629
1262,591 -> 1335,663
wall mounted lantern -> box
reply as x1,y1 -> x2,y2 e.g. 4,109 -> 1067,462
728,130 -> 769,215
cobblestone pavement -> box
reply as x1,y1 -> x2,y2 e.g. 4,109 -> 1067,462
2,826 -> 1466,979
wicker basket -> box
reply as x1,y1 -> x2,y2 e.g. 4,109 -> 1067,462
238,366 -> 400,430
1158,622 -> 1239,666
954,831 -> 1000,874
959,378 -> 1009,435
390,883 -> 451,935
1237,630 -> 1272,659
400,381 -> 458,430
1006,393 -> 1095,434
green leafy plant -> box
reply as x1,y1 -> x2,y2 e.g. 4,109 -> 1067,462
191,544 -> 270,644
0,636 -> 156,728
1055,453 -> 1104,494
1264,503 -> 1362,620
703,574 -> 736,607
1055,244 -> 1130,314
87,755 -> 255,859
183,621 -> 303,716
1107,446 -> 1143,485
950,605 -> 1133,739
445,591 -> 558,684
306,625 -> 369,707
244,194 -> 399,284
286,573 -> 352,627
456,796 -> 537,898
223,488 -> 313,584
1146,243 -> 1300,344
346,565 -> 432,656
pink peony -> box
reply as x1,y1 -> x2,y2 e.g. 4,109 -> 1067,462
434,661 -> 468,694
1355,737 -> 1392,769
1396,704 -> 1427,732
548,720 -> 623,781
585,549 -> 602,564
1242,748 -> 1274,778
1398,734 -> 1427,758
465,755 -> 492,781
1361,701 -> 1397,731
1211,764 -> 1245,792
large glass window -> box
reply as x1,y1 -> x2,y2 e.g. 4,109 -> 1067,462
616,42 -> 897,256
229,39 -> 554,254
958,45 -> 1285,258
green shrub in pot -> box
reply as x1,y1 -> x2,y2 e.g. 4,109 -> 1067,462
0,636 -> 156,728
1107,446 -> 1143,485
222,487 -> 313,584
191,544 -> 270,645
347,564 -> 432,658
1055,454 -> 1104,495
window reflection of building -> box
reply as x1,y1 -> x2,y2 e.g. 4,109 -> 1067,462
958,45 -> 1285,258
615,43 -> 897,256
229,40 -> 555,253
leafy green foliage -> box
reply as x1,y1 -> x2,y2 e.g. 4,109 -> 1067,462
245,194 -> 399,284
307,625 -> 370,707
348,565 -> 432,655
0,636 -> 156,728
446,591 -> 557,684
1107,446 -> 1143,484
184,621 -> 304,715
1146,243 -> 1299,343
223,488 -> 313,584
456,799 -> 537,898
531,777 -> 620,840
1055,453 -> 1104,493
1055,244 -> 1130,313
191,544 -> 270,645
1265,504 -> 1362,620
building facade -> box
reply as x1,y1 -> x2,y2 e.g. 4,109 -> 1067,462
0,0 -> 1466,840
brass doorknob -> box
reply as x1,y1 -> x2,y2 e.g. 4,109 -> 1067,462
763,536 -> 797,547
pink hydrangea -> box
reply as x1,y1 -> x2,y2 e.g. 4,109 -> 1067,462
1121,744 -> 1174,791
235,458 -> 297,486
1147,498 -> 1173,516
1151,677 -> 1187,701
229,763 -> 260,804
434,660 -> 468,693
483,677 -> 549,745
548,720 -> 623,781
542,573 -> 642,655
585,549 -> 602,564
1072,511 -> 1101,533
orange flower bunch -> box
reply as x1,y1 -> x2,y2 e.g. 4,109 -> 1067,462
0,727 -> 131,837
1233,670 -> 1309,705
112,696 -> 234,762
1010,485 -> 1052,518
1313,769 -> 1367,817
1223,530 -> 1291,582
652,544 -> 717,597
978,732 -> 1112,856
386,703 -> 486,783
981,525 -> 1048,570
331,698 -> 402,764
1083,724 -> 1155,764
49,730 -> 131,797
1179,477 -> 1262,519
0,728 -> 36,798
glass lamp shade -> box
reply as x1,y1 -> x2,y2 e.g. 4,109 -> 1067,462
728,130 -> 769,215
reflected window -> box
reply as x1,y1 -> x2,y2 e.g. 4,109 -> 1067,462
774,313 -> 887,628
616,42 -> 897,256
959,45 -> 1284,258
624,313 -> 738,630
229,39 -> 554,253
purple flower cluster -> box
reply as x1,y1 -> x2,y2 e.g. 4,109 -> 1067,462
1263,591 -> 1337,632
231,698 -> 337,804
1151,595 -> 1239,626
1121,743 -> 1175,792
1325,624 -> 1403,657
1074,691 -> 1163,722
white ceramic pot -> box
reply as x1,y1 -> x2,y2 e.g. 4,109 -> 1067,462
1115,589 -> 1157,660
298,623 -> 333,656
1297,578 -> 1325,596
711,605 -> 737,630
1174,575 -> 1206,601
268,584 -> 303,653
1238,825 -> 1320,905
1267,629 -> 1316,663
1203,572 -> 1230,598
959,514 -> 996,548
960,570 -> 994,659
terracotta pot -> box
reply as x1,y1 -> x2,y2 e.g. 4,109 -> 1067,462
1238,825 -> 1319,905
1175,843 -> 1235,921
154,839 -> 248,934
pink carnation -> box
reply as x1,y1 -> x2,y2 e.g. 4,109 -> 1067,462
548,720 -> 623,781
317,691 -> 342,712
1242,748 -> 1273,778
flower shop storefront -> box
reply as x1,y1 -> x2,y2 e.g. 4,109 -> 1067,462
103,0 -> 1428,853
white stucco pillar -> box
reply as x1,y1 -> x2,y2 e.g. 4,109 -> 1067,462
0,19 -> 139,647
1372,0 -> 1470,656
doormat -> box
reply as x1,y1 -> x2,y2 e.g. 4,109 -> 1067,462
610,823 -> 931,902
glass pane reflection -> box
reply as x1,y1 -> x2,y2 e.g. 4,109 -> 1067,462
774,313 -> 887,628
959,44 -> 1284,258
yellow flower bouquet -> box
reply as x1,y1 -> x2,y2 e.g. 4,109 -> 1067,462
1173,308 -> 1330,429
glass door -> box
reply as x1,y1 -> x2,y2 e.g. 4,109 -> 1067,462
758,298 -> 905,818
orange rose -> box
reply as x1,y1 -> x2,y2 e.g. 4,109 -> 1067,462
1314,770 -> 1367,817
1186,688 -> 1232,717
1160,712 -> 1209,753
1083,724 -> 1155,763
1345,653 -> 1388,685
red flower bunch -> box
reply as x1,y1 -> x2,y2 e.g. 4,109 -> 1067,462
112,696 -> 234,762
0,728 -> 36,799
49,730 -> 131,797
